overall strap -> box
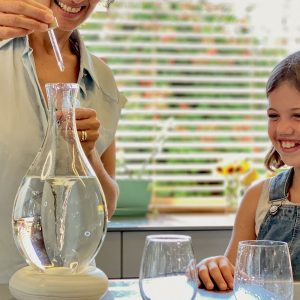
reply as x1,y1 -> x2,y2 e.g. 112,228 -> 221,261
269,168 -> 293,202
268,168 -> 293,215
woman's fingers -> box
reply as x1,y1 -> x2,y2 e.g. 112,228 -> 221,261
76,119 -> 100,130
0,0 -> 53,39
75,108 -> 97,120
77,129 -> 100,143
21,0 -> 52,11
0,12 -> 49,31
0,26 -> 32,39
75,108 -> 100,131
56,108 -> 104,159
0,0 -> 53,23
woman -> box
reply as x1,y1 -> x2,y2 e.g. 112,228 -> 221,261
0,0 -> 126,282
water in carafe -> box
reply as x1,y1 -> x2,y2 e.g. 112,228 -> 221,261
12,83 -> 107,273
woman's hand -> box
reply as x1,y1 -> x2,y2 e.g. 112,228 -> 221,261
197,256 -> 234,291
75,108 -> 100,158
0,0 -> 54,40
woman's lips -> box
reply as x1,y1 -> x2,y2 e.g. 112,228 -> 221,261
55,0 -> 86,16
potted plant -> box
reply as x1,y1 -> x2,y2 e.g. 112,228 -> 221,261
114,118 -> 174,216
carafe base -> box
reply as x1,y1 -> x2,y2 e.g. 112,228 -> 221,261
9,265 -> 108,300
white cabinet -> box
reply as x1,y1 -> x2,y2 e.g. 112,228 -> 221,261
95,214 -> 234,278
96,232 -> 121,278
122,230 -> 232,278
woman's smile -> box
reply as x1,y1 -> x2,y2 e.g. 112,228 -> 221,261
49,0 -> 99,31
57,1 -> 83,13
54,0 -> 87,17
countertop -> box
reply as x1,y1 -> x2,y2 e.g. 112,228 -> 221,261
108,213 -> 235,231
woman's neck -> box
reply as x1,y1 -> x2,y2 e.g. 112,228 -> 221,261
29,30 -> 72,56
28,30 -> 80,101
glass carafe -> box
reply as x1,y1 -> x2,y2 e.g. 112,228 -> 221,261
12,83 -> 107,274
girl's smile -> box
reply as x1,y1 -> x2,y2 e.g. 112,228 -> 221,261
279,139 -> 300,152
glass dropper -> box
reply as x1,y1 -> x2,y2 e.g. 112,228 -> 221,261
47,18 -> 65,72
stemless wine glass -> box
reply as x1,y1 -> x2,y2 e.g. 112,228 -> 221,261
234,240 -> 293,300
139,234 -> 198,300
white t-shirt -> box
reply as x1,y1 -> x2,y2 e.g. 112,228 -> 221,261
255,178 -> 300,236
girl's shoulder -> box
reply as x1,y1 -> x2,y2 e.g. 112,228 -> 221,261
231,179 -> 268,242
244,178 -> 269,198
238,179 -> 270,214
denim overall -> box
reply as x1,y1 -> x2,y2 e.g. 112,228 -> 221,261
257,168 -> 300,279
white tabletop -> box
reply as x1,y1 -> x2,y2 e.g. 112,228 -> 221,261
0,279 -> 234,300
1,279 -> 299,299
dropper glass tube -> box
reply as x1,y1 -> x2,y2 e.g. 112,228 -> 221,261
47,18 -> 64,72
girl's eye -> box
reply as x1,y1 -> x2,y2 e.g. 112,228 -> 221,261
293,114 -> 300,119
268,113 -> 279,119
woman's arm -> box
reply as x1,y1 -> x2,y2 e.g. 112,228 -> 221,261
87,141 -> 119,220
75,107 -> 118,219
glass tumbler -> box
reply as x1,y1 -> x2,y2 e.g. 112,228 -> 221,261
139,234 -> 198,300
234,240 -> 293,300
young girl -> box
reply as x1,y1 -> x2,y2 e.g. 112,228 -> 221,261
197,51 -> 300,291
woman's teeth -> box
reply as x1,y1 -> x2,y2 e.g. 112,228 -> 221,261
58,1 -> 82,13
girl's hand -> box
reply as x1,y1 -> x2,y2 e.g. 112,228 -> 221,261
197,256 -> 234,291
0,0 -> 54,40
75,108 -> 100,158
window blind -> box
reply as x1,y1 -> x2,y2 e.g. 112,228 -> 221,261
80,0 -> 292,211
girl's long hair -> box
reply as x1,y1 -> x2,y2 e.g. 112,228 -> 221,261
265,51 -> 300,171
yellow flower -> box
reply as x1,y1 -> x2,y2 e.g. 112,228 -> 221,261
236,160 -> 251,174
241,168 -> 260,186
216,160 -> 250,176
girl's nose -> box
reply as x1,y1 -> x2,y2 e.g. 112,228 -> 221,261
277,120 -> 294,135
